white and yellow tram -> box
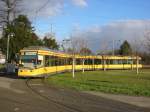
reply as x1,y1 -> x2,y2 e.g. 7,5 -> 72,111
18,46 -> 142,77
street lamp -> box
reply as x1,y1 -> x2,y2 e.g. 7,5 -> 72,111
7,32 -> 14,62
112,40 -> 121,55
62,39 -> 71,52
0,26 -> 2,38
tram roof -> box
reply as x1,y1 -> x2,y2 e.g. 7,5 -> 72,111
21,46 -> 72,57
22,46 -> 51,51
21,46 -> 141,59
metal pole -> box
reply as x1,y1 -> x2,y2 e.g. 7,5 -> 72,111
82,59 -> 85,73
92,58 -> 95,70
6,35 -> 10,62
103,55 -> 106,71
112,40 -> 114,55
72,57 -> 75,78
136,56 -> 139,74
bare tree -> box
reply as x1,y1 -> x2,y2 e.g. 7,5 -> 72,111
69,36 -> 81,78
98,39 -> 109,55
69,35 -> 92,76
144,30 -> 150,53
0,0 -> 22,27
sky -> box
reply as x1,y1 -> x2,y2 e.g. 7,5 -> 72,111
1,0 -> 150,52
24,0 -> 150,39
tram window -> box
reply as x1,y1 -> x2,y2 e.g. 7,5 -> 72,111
99,59 -> 102,64
106,60 -> 110,64
122,60 -> 128,64
63,58 -> 66,65
110,60 -> 113,64
86,59 -> 89,65
113,60 -> 118,64
94,59 -> 101,64
118,60 -> 123,64
88,59 -> 93,65
37,60 -> 41,65
67,58 -> 72,65
58,59 -> 61,65
59,58 -> 65,66
102,60 -> 105,65
57,59 -> 60,66
60,58 -> 64,65
45,56 -> 50,67
50,56 -> 55,66
56,58 -> 66,66
54,57 -> 59,66
76,59 -> 81,65
133,60 -> 137,64
65,58 -> 68,65
128,59 -> 133,64
84,59 -> 87,65
93,59 -> 96,64
139,60 -> 142,64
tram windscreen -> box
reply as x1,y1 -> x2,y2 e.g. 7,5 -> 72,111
20,55 -> 37,69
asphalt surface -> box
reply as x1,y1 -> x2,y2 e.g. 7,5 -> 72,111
0,74 -> 149,112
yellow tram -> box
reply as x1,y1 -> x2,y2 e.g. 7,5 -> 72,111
18,46 -> 142,77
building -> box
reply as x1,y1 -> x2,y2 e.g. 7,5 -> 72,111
0,50 -> 6,64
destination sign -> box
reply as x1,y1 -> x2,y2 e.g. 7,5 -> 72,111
25,52 -> 37,55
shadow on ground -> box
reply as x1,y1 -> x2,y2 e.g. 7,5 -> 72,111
0,67 -> 19,79
0,72 -> 19,79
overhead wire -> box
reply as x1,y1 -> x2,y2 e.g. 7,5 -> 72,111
33,0 -> 50,26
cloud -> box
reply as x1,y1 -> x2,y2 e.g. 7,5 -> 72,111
21,0 -> 87,19
21,0 -> 64,19
72,0 -> 87,7
71,20 -> 150,53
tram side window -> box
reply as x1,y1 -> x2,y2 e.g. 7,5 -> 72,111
114,60 -> 118,64
45,56 -> 50,67
76,59 -> 82,65
110,60 -> 113,64
84,59 -> 88,65
117,60 -> 122,64
85,59 -> 92,65
54,57 -> 59,66
122,60 -> 128,64
133,59 -> 139,64
110,60 -> 123,65
69,58 -> 72,65
45,56 -> 57,67
61,58 -> 64,65
128,59 -> 133,64
65,58 -> 69,65
59,58 -> 65,66
57,58 -> 61,66
94,59 -> 101,65
106,60 -> 110,64
55,58 -> 67,66
50,56 -> 56,66
65,58 -> 68,65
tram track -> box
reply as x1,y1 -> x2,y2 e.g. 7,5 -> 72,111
25,78 -> 84,112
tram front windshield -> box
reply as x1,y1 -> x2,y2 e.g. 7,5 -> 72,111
20,55 -> 37,69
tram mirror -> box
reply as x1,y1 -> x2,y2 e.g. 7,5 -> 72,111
19,64 -> 23,67
34,65 -> 37,69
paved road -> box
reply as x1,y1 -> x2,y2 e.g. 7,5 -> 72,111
0,74 -> 149,112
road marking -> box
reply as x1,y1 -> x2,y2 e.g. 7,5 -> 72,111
30,83 -> 43,86
14,107 -> 20,111
0,81 -> 25,94
39,90 -> 45,93
85,91 -> 150,108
